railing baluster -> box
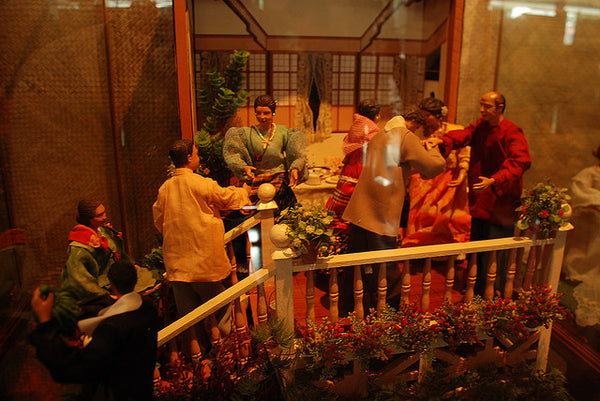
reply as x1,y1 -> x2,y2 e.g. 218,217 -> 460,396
484,250 -> 497,300
523,245 -> 538,290
532,245 -> 546,284
257,283 -> 268,324
329,268 -> 339,324
227,242 -> 249,364
377,262 -> 387,315
207,313 -> 222,348
464,253 -> 477,303
353,266 -> 364,320
444,255 -> 456,302
513,247 -> 525,292
305,270 -> 315,324
540,243 -> 554,285
503,248 -> 517,299
400,260 -> 411,305
421,258 -> 431,311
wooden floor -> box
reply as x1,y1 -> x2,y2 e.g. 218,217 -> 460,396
263,259 -> 467,329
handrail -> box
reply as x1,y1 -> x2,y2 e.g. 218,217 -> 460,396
283,236 -> 550,273
224,214 -> 260,244
157,267 -> 274,346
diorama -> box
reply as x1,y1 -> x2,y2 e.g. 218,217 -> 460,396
0,0 -> 599,400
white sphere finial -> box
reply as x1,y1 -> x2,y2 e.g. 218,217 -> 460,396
257,183 -> 277,202
270,224 -> 291,248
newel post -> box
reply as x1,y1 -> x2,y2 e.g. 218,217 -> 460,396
257,183 -> 296,334
535,222 -> 573,371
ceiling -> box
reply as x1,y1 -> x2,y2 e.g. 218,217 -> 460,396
193,0 -> 450,41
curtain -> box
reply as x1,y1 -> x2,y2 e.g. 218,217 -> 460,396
295,54 -> 315,141
295,53 -> 333,144
311,53 -> 332,142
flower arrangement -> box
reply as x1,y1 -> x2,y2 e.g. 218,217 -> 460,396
516,180 -> 571,239
514,284 -> 567,330
348,310 -> 394,364
476,296 -> 519,338
433,301 -> 483,349
385,304 -> 438,353
275,203 -> 336,257
301,318 -> 349,380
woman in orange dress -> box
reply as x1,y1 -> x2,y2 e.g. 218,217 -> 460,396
401,97 -> 471,246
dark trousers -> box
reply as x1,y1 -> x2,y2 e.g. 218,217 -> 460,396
470,217 -> 515,296
341,224 -> 399,315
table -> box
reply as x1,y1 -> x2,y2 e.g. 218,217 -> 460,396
293,179 -> 337,208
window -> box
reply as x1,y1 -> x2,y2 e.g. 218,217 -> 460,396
359,55 -> 395,105
244,53 -> 267,106
272,54 -> 298,106
332,54 -> 356,105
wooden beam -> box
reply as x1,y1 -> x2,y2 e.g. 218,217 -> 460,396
445,0 -> 465,124
173,0 -> 195,139
195,35 -> 430,56
360,0 -> 401,52
223,0 -> 267,50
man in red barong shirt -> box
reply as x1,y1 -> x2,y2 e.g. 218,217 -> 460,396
426,91 -> 532,295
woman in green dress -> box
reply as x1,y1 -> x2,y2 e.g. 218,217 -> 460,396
223,94 -> 307,211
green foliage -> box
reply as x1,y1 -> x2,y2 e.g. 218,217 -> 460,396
142,245 -> 165,275
370,362 -> 574,401
276,203 -> 336,256
195,50 -> 250,179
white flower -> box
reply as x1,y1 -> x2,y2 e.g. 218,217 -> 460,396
305,225 -> 315,234
292,238 -> 302,248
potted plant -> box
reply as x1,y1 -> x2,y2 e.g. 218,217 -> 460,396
516,180 -> 571,239
195,49 -> 250,185
275,203 -> 336,263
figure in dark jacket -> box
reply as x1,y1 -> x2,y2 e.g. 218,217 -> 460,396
30,261 -> 160,401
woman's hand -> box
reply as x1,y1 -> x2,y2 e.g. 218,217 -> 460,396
31,287 -> 54,323
423,136 -> 443,150
243,166 -> 256,180
289,169 -> 299,187
448,170 -> 466,187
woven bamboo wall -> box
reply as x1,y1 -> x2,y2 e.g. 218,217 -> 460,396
0,0 -> 179,292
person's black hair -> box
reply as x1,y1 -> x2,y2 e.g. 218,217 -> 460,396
357,99 -> 381,121
76,199 -> 102,227
418,97 -> 445,119
169,139 -> 194,168
593,145 -> 600,161
402,109 -> 426,126
108,261 -> 137,295
254,94 -> 277,114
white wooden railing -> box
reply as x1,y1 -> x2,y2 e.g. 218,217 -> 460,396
157,188 -> 571,373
